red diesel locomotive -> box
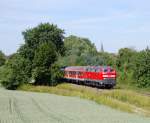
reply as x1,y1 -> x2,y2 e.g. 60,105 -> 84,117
64,66 -> 117,88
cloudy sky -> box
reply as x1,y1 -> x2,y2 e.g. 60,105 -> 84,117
0,0 -> 150,55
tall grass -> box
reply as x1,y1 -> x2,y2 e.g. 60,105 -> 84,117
18,83 -> 150,116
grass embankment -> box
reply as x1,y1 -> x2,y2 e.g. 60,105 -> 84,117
18,83 -> 150,116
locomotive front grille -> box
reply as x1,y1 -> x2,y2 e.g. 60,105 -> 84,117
103,78 -> 116,85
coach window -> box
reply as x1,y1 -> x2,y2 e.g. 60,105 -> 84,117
89,68 -> 92,72
78,72 -> 80,75
95,68 -> 100,72
99,67 -> 102,72
86,68 -> 88,71
88,68 -> 91,72
76,71 -> 79,75
80,72 -> 83,76
91,68 -> 94,72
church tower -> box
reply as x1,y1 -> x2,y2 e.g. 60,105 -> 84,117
101,43 -> 104,52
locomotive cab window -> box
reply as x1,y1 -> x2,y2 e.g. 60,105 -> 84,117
110,68 -> 114,72
103,68 -> 108,72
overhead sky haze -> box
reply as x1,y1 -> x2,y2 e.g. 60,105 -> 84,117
0,0 -> 150,55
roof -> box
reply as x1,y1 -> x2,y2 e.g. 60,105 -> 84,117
64,66 -> 112,72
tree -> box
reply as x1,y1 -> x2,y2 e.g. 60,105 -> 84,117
98,52 -> 117,66
57,35 -> 116,66
2,23 -> 65,89
21,23 -> 64,59
57,35 -> 100,66
134,48 -> 150,87
32,67 -> 51,85
1,54 -> 29,89
116,48 -> 137,70
64,35 -> 97,56
51,63 -> 64,86
0,51 -> 6,66
19,23 -> 64,85
32,42 -> 57,85
33,42 -> 57,67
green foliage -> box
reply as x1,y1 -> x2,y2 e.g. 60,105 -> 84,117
32,67 -> 51,85
0,51 -> 6,66
1,23 -> 65,89
57,35 -> 117,67
19,83 -> 150,116
1,22 -> 149,90
51,63 -> 64,86
116,48 -> 137,86
116,48 -> 137,70
21,23 -> 64,58
57,35 -> 107,66
1,68 -> 19,90
32,42 -> 57,85
33,42 -> 57,67
134,48 -> 150,88
64,35 -> 97,56
1,54 -> 29,89
98,52 -> 117,66
116,47 -> 150,88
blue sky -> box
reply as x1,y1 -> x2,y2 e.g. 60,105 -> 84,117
0,0 -> 150,55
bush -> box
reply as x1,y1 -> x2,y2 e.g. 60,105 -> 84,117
1,68 -> 20,89
32,67 -> 51,85
0,51 -> 6,66
134,48 -> 150,88
51,63 -> 64,86
1,54 -> 29,89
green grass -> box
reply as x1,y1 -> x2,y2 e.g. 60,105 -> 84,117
18,83 -> 150,117
116,71 -> 150,93
116,83 -> 150,93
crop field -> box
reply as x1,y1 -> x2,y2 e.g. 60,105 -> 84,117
0,88 -> 150,123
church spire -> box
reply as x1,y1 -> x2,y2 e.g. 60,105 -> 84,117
101,43 -> 104,52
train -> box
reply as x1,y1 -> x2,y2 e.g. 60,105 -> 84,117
63,66 -> 117,89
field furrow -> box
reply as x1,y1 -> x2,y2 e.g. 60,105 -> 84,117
0,88 -> 150,123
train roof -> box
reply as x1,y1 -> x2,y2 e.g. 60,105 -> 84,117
65,66 -> 86,71
64,66 -> 113,71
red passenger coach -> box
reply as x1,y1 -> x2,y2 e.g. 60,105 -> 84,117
64,66 -> 117,88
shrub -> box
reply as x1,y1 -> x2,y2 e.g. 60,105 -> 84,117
134,48 -> 150,88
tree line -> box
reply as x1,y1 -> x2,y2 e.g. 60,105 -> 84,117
0,23 -> 149,89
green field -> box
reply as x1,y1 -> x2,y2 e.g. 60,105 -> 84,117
0,86 -> 150,123
19,83 -> 150,116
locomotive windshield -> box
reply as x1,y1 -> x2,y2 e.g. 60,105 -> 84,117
103,68 -> 108,72
103,67 -> 114,72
